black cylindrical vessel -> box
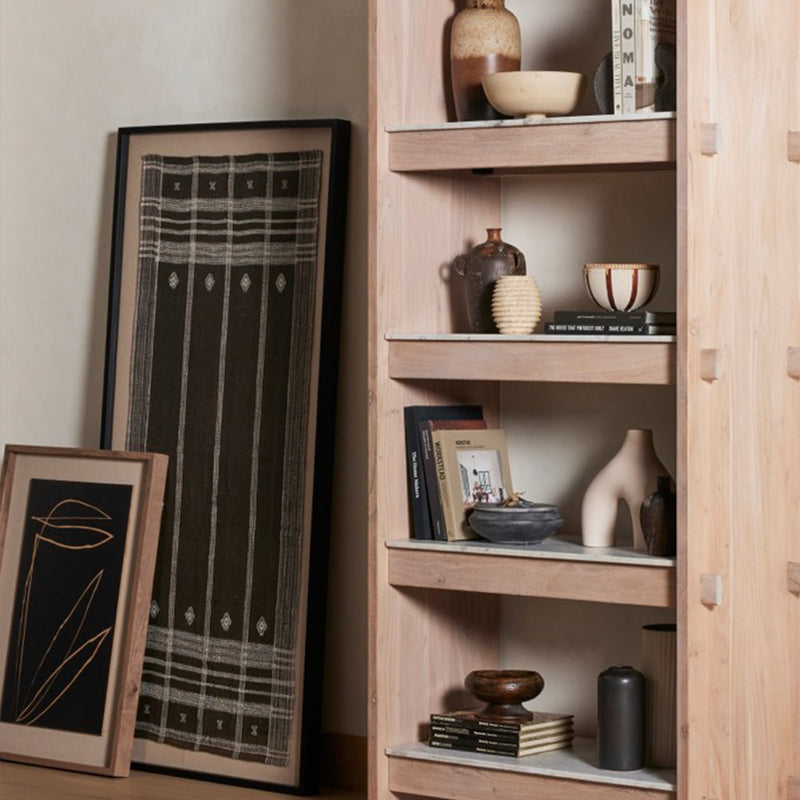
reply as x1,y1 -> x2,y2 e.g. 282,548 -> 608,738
597,665 -> 645,770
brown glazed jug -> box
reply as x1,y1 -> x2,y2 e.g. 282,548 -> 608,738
454,228 -> 526,333
450,0 -> 521,121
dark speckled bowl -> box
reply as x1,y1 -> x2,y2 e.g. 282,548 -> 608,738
468,501 -> 563,545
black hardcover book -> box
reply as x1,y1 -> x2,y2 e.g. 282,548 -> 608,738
403,405 -> 483,540
428,734 -> 574,758
430,710 -> 574,735
544,322 -> 676,336
552,309 -> 676,324
429,721 -> 573,745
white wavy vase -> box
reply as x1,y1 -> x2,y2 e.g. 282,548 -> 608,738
581,428 -> 671,550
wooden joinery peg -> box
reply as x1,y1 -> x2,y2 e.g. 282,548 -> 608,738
700,573 -> 723,607
700,123 -> 721,155
788,347 -> 800,380
700,349 -> 722,382
788,132 -> 800,163
788,563 -> 800,595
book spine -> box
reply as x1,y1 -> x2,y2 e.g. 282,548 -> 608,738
430,713 -> 520,733
428,738 -> 520,757
544,322 -> 675,335
430,733 -> 521,752
620,0 -> 636,114
634,0 -> 651,112
432,432 -> 456,541
611,0 -> 622,114
420,425 -> 448,541
552,310 -> 674,324
429,737 -> 573,758
404,409 -> 433,540
430,724 -> 522,744
430,723 -> 573,744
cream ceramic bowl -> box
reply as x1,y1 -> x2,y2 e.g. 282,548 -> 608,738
584,263 -> 660,312
482,70 -> 587,119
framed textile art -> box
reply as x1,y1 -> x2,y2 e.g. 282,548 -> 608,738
0,445 -> 168,776
100,120 -> 350,793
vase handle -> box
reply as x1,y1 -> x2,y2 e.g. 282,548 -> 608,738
453,255 -> 467,278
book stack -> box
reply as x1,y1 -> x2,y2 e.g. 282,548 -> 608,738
544,310 -> 676,336
404,405 -> 485,541
428,710 -> 574,758
610,0 -> 676,115
404,405 -> 514,542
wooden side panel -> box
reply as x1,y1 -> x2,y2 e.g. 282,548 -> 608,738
776,0 -> 800,791
681,0 -> 800,798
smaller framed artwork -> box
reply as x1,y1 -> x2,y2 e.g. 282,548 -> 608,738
0,445 -> 168,776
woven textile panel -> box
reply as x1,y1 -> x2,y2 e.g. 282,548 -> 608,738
128,151 -> 322,765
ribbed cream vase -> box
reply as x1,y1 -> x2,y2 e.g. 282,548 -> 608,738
641,623 -> 677,768
491,275 -> 542,334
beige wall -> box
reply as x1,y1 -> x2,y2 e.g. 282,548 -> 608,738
0,0 -> 368,737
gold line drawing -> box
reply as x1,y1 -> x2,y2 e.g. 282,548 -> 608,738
10,497 -> 116,727
21,570 -> 104,715
17,626 -> 112,726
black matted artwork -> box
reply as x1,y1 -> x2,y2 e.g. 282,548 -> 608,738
0,479 -> 132,735
101,120 -> 350,793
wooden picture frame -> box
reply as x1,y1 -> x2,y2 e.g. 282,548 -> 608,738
100,120 -> 350,793
0,445 -> 168,776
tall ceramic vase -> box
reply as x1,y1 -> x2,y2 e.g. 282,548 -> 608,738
450,0 -> 521,121
581,429 -> 671,550
641,623 -> 677,768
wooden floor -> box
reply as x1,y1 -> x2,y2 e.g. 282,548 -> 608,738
0,762 -> 366,799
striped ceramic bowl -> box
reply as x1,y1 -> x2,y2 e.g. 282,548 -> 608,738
583,262 -> 660,312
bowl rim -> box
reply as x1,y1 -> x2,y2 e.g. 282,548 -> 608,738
584,262 -> 659,271
483,70 -> 586,84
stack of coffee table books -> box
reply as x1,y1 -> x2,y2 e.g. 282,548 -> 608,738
428,710 -> 574,758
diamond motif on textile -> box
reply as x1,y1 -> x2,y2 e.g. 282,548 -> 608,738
150,600 -> 159,619
275,273 -> 287,293
256,616 -> 268,637
168,271 -> 180,290
220,612 -> 232,631
184,606 -> 195,625
240,273 -> 251,293
205,273 -> 216,291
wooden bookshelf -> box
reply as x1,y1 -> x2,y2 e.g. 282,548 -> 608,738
386,334 -> 676,385
386,739 -> 676,800
387,114 -> 676,174
386,538 -> 676,608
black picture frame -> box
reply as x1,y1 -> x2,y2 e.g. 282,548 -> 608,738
100,119 -> 350,794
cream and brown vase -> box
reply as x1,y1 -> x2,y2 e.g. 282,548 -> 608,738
450,0 -> 521,121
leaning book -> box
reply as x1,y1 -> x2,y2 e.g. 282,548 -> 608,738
420,417 -> 488,541
431,428 -> 513,541
403,405 -> 483,540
